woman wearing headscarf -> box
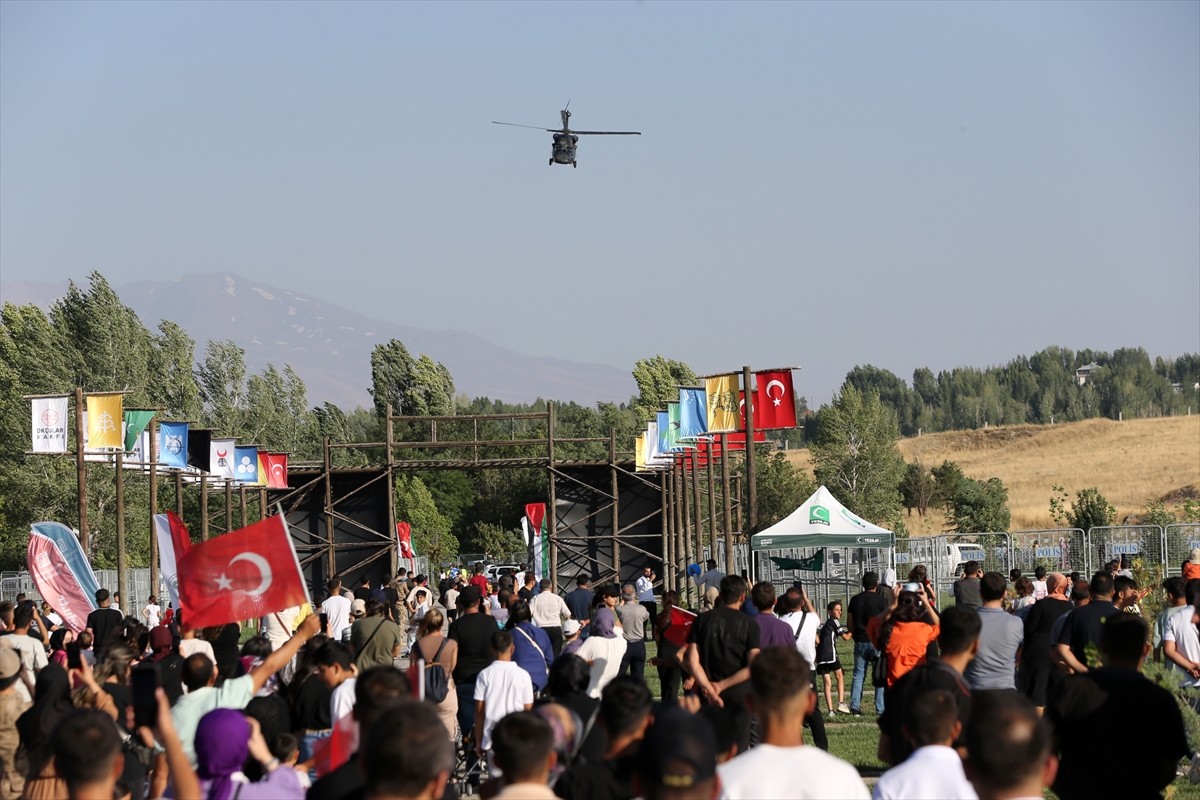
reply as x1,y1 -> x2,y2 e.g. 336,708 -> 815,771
147,625 -> 185,704
574,607 -> 627,698
506,600 -> 553,693
194,708 -> 304,799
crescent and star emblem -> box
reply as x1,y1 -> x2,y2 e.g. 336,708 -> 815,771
213,552 -> 273,596
765,379 -> 787,406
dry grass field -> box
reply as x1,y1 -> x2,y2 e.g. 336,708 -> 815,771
786,416 -> 1200,533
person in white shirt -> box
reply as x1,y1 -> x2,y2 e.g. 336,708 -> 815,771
322,578 -> 354,641
635,566 -> 657,633
474,629 -> 535,770
142,595 -> 162,628
405,578 -> 433,656
779,587 -> 821,671
575,607 -> 627,698
872,689 -> 977,799
178,622 -> 217,664
1032,566 -> 1049,602
1162,594 -> 1200,688
3,604 -> 47,702
315,640 -> 358,722
261,603 -> 308,684
529,579 -> 572,657
719,646 -> 869,799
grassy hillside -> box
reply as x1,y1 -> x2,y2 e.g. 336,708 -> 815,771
785,416 -> 1200,533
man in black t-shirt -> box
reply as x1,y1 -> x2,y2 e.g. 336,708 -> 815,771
1056,571 -> 1120,673
847,571 -> 889,715
878,604 -> 980,765
565,576 -> 593,633
85,588 -> 124,660
1047,613 -> 1188,799
447,586 -> 497,738
687,575 -> 760,754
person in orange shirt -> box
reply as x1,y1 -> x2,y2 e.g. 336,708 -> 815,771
870,585 -> 940,688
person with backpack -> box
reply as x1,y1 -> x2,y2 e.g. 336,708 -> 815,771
816,600 -> 852,715
414,609 -> 458,740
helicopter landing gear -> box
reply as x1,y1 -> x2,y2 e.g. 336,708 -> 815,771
572,161 -> 577,168
549,158 -> 554,166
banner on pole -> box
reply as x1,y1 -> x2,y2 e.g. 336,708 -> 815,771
31,396 -> 69,453
525,503 -> 548,582
705,375 -> 740,433
159,422 -> 189,470
85,394 -> 123,450
154,511 -> 193,609
28,522 -> 100,632
209,437 -> 235,479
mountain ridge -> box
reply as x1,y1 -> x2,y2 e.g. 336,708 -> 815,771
0,273 -> 635,409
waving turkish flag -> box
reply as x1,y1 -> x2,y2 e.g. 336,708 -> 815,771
176,514 -> 308,629
753,371 -> 798,430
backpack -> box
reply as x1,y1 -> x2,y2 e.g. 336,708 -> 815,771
421,639 -> 450,704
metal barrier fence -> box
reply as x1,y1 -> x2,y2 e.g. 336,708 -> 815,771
1166,524 -> 1200,576
1,569 -> 162,623
1088,526 -> 1165,577
1010,529 -> 1087,576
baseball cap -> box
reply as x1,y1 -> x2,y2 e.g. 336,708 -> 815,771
0,646 -> 21,680
636,707 -> 717,791
351,599 -> 366,616
562,619 -> 581,636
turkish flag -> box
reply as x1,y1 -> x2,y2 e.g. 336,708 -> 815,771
754,371 -> 798,430
396,522 -> 416,559
662,605 -> 697,648
176,514 -> 308,629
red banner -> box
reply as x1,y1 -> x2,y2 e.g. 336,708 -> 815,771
27,535 -> 94,633
265,453 -> 289,489
753,371 -> 798,430
662,605 -> 697,648
396,522 -> 416,559
525,503 -> 546,535
176,515 -> 307,628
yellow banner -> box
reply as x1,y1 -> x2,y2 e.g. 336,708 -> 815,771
635,434 -> 647,471
705,374 -> 740,433
86,394 -> 124,450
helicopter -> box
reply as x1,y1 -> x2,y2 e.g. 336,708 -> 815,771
492,104 -> 640,167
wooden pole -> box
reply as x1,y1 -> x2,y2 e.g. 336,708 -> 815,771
721,437 -> 734,577
386,403 -> 397,576
199,473 -> 209,541
707,453 -> 717,568
116,450 -> 127,611
239,485 -> 248,528
691,457 -> 704,572
75,387 -> 88,553
148,418 -> 158,596
610,429 -> 621,583
660,470 -> 671,592
324,437 -> 335,579
667,468 -> 677,595
547,403 -> 558,588
259,487 -> 267,522
676,461 -> 691,607
174,470 -> 183,518
224,480 -> 233,534
742,365 -> 759,581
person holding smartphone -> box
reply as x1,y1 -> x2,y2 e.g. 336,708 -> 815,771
869,584 -> 940,689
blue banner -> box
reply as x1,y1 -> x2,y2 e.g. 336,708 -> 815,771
234,445 -> 260,483
678,387 -> 708,441
657,411 -> 672,454
158,421 -> 189,469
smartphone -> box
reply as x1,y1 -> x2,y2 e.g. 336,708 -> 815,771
66,642 -> 82,670
131,665 -> 159,729
319,612 -> 329,631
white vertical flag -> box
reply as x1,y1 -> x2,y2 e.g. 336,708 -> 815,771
31,397 -> 69,453
209,437 -> 235,479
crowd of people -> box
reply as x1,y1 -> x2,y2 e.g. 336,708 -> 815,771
0,553 -> 1196,799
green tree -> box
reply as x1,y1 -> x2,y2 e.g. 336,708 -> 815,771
631,356 -> 696,422
369,340 -> 455,420
197,340 -> 247,434
900,462 -> 936,517
810,385 -> 905,524
949,477 -> 1011,533
754,451 -> 816,528
147,321 -> 202,420
1068,488 -> 1116,533
473,522 -> 525,562
394,475 -> 458,566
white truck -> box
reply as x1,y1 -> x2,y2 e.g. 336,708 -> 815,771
894,539 -> 988,585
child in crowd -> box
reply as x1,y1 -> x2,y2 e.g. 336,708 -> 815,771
816,600 -> 852,715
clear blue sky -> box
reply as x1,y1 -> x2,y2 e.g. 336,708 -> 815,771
2,1 -> 1197,404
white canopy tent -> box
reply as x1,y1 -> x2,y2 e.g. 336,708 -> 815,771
751,485 -> 894,550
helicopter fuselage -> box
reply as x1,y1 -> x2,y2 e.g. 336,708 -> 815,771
551,132 -> 579,166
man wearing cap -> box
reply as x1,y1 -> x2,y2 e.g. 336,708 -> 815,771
351,598 -> 403,670
0,646 -> 30,800
1185,548 -> 1200,582
634,706 -> 721,800
530,579 -> 572,657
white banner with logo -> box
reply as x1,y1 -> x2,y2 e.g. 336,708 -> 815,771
31,397 -> 69,453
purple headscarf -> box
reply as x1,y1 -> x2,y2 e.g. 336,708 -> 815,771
592,607 -> 618,639
195,708 -> 250,800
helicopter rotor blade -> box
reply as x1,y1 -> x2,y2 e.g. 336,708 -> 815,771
492,121 -> 558,131
570,130 -> 642,135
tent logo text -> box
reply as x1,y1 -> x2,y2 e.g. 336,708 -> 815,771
810,505 -> 830,526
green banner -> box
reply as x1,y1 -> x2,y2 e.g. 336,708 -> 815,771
123,410 -> 156,452
769,548 -> 826,572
